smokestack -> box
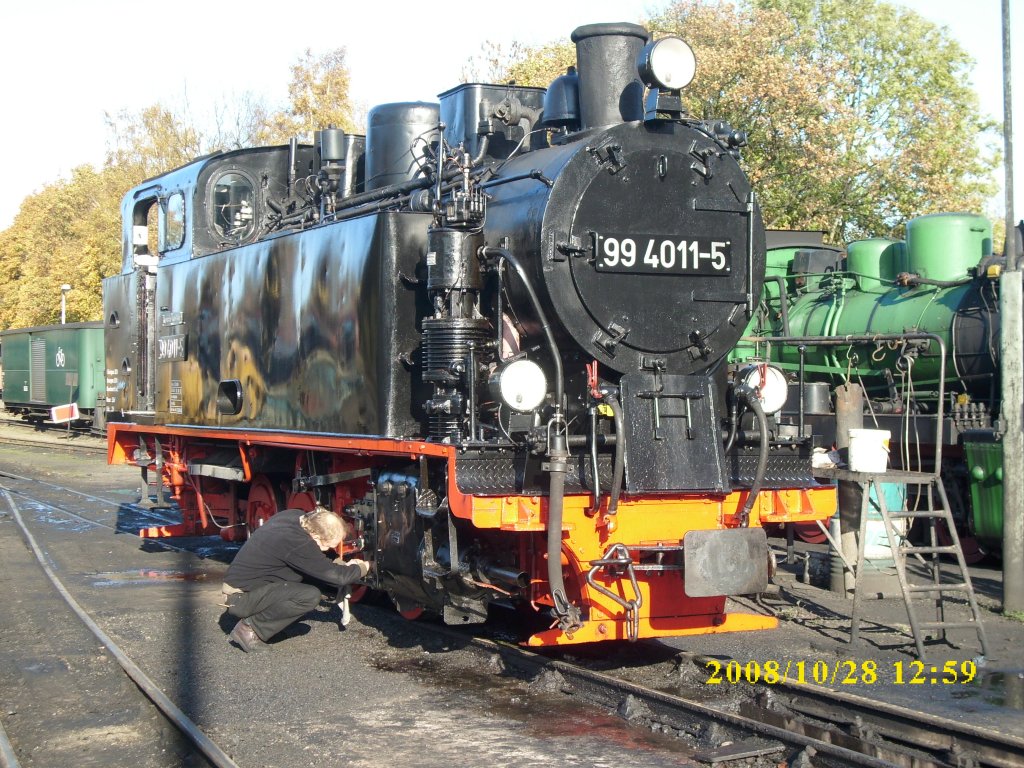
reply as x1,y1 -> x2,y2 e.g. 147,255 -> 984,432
571,22 -> 650,131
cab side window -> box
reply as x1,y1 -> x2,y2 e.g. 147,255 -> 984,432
160,192 -> 186,252
211,173 -> 256,244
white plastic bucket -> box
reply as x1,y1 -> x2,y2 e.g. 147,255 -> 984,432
848,428 -> 891,473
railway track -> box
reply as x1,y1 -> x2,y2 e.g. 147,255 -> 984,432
0,483 -> 236,768
1,455 -> 1020,768
0,466 -> 180,538
0,416 -> 106,455
356,609 -> 1024,768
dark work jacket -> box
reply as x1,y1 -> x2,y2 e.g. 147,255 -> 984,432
224,509 -> 362,591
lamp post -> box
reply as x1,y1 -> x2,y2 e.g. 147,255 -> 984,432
60,284 -> 71,325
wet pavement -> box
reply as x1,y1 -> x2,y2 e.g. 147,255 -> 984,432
0,441 -> 696,767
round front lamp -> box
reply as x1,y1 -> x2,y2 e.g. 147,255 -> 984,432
737,364 -> 789,414
491,359 -> 547,413
637,36 -> 697,91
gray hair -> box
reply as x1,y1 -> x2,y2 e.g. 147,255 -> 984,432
299,505 -> 347,543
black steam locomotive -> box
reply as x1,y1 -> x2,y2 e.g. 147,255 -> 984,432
104,23 -> 834,645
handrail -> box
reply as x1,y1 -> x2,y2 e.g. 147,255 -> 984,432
739,332 -> 946,479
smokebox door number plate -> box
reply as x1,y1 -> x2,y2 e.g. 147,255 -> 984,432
593,233 -> 732,275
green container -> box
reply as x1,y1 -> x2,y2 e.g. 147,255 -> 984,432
906,213 -> 991,281
846,238 -> 905,292
965,440 -> 1003,546
736,214 -> 995,394
0,323 -> 105,415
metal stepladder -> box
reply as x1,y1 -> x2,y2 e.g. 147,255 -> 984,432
838,468 -> 990,660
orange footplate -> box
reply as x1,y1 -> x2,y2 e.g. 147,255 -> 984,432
449,487 -> 836,647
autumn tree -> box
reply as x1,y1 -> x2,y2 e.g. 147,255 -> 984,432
470,0 -> 998,242
265,48 -> 361,141
0,165 -> 122,327
0,45 -> 361,328
750,0 -> 997,239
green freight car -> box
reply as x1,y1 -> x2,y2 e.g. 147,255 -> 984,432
0,323 -> 106,427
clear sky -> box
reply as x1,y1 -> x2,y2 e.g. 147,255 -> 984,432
0,0 -> 1018,231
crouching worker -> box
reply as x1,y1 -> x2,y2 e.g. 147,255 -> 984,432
223,506 -> 370,652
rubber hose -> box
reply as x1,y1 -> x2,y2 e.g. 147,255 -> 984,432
905,274 -> 972,288
738,392 -> 769,527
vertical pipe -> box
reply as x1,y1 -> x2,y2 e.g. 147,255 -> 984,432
747,192 -> 755,315
466,343 -> 477,442
834,383 -> 864,595
798,345 -> 807,438
288,138 -> 298,196
589,407 -> 601,509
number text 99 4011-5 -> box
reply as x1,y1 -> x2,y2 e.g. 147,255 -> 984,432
594,233 -> 732,275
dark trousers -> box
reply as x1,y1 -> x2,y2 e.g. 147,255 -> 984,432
226,582 -> 323,641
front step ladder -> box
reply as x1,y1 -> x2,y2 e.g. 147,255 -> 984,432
848,470 -> 989,660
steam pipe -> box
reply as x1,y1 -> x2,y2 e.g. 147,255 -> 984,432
478,170 -> 554,190
479,563 -> 529,590
765,275 -> 791,335
723,396 -> 740,452
567,433 -> 617,448
798,344 -> 807,438
335,166 -> 462,212
901,274 -> 970,290
545,430 -> 579,629
589,407 -> 601,509
606,395 -> 625,516
288,138 -> 298,195
332,133 -> 489,215
467,343 -> 478,441
480,247 -> 564,408
495,259 -> 504,357
480,245 -> 575,630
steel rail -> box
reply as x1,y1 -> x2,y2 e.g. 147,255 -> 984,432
0,433 -> 106,455
0,467 -> 181,537
0,484 -> 238,768
355,602 -> 1023,768
0,465 -> 174,519
683,652 -> 1024,768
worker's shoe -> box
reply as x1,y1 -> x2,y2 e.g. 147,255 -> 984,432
228,619 -> 267,653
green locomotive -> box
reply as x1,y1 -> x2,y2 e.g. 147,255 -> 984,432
737,213 -> 1004,553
